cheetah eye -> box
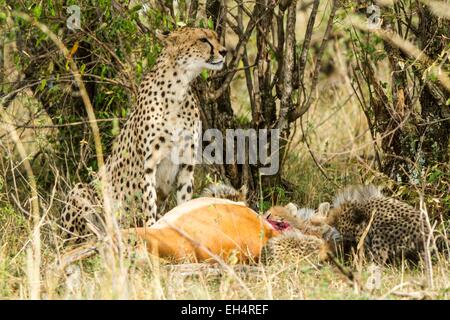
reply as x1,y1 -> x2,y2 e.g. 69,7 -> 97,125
199,38 -> 209,43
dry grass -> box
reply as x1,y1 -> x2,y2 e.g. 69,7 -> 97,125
0,228 -> 448,299
1,3 -> 449,301
0,146 -> 449,300
1,53 -> 449,300
2,85 -> 449,301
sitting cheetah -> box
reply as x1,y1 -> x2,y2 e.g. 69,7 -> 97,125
200,182 -> 247,204
318,184 -> 432,264
61,28 -> 227,241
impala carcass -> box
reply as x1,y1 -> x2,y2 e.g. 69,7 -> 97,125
122,198 -> 333,264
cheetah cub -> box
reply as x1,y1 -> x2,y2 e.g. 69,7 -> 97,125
61,28 -> 227,241
261,204 -> 338,264
200,183 -> 248,204
320,184 -> 432,265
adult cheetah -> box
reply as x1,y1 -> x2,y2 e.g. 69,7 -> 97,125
61,28 -> 227,241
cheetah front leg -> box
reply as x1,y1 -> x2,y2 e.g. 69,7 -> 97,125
142,142 -> 168,226
173,130 -> 197,205
142,165 -> 158,226
175,163 -> 194,204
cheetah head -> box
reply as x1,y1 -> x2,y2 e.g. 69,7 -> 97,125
264,204 -> 342,242
264,206 -> 293,231
326,205 -> 368,242
156,27 -> 227,72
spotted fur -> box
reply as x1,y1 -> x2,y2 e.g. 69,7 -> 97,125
262,204 -> 336,264
200,183 -> 247,203
261,229 -> 328,264
61,28 -> 227,241
325,184 -> 430,264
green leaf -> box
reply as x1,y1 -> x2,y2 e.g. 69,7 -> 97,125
47,0 -> 56,16
207,18 -> 214,30
121,108 -> 128,118
39,79 -> 47,91
130,4 -> 143,13
428,169 -> 442,183
429,72 -> 438,81
33,5 -> 42,18
201,70 -> 208,80
111,118 -> 120,136
136,62 -> 143,76
100,65 -> 107,80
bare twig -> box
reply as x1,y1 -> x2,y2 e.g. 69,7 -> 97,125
291,0 -> 339,122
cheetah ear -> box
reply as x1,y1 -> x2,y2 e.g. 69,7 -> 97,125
318,202 -> 331,217
155,30 -> 176,46
284,203 -> 298,216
